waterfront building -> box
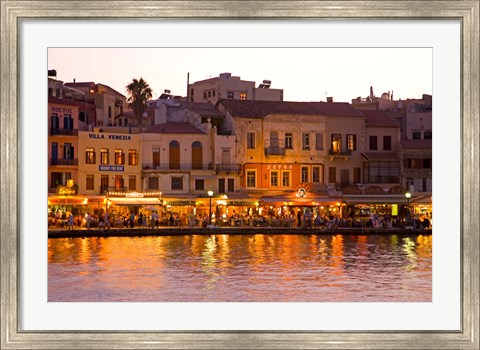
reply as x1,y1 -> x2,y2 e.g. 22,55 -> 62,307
64,81 -> 127,127
187,72 -> 283,104
77,128 -> 145,215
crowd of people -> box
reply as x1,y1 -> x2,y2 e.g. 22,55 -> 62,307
48,209 -> 432,230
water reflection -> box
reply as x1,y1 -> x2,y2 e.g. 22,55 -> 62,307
49,233 -> 432,302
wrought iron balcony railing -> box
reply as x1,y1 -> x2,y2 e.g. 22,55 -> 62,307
142,163 -> 213,171
50,128 -> 78,136
215,163 -> 241,172
50,158 -> 78,166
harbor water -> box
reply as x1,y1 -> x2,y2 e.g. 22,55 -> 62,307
48,233 -> 432,302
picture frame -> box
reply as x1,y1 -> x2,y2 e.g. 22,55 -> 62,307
1,1 -> 478,349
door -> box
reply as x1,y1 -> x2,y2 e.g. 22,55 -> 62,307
169,141 -> 180,169
192,141 -> 202,169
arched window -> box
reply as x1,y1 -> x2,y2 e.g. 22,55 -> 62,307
169,140 -> 180,169
191,141 -> 203,169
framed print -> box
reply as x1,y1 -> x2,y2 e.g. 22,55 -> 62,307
1,1 -> 479,349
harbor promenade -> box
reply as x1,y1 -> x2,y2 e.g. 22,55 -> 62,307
48,226 -> 431,238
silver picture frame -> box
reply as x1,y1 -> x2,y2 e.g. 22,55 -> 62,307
1,1 -> 479,349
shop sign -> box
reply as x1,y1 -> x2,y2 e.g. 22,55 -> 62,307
391,204 -> 398,216
125,192 -> 144,198
228,201 -> 257,206
99,165 -> 124,171
165,201 -> 196,206
196,193 -> 221,198
52,107 -> 72,113
57,186 -> 76,196
266,164 -> 293,170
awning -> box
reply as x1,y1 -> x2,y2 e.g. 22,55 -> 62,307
260,196 -> 340,204
343,195 -> 408,204
361,152 -> 400,161
48,196 -> 88,205
108,197 -> 163,206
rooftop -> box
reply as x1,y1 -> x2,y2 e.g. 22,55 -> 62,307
360,109 -> 400,127
144,122 -> 205,134
218,100 -> 364,118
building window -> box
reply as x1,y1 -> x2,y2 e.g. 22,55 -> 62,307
246,170 -> 256,187
406,178 -> 414,192
340,169 -> 350,187
129,175 -> 136,191
412,131 -> 421,140
63,143 -> 73,159
312,166 -> 322,183
247,132 -> 255,149
86,175 -> 94,190
369,136 -> 378,150
171,177 -> 183,190
100,175 -> 109,192
301,166 -> 309,183
364,161 -> 400,183
331,134 -> 341,153
302,133 -> 310,150
115,149 -> 125,165
195,179 -> 205,190
282,171 -> 290,187
347,134 -> 356,151
128,149 -> 138,165
212,90 -> 216,97
421,178 -> 427,192
85,148 -> 96,164
329,167 -> 336,183
227,91 -> 234,99
270,171 -> 278,187
63,114 -> 73,130
227,178 -> 235,192
114,175 -> 124,190
208,91 -> 211,98
424,130 -> 432,139
152,147 -> 160,167
424,158 -> 432,168
383,136 -> 392,151
148,177 -> 159,190
203,92 -> 207,99
108,106 -> 112,119
240,92 -> 247,100
316,133 -> 324,150
285,133 -> 293,149
354,167 -> 361,183
100,148 -> 109,164
218,178 -> 225,193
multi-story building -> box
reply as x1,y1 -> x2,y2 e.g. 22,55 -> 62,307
216,100 -> 367,215
64,82 -> 127,127
48,96 -> 80,193
77,129 -> 142,194
187,72 -> 283,104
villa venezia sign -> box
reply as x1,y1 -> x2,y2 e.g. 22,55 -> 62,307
89,133 -> 132,140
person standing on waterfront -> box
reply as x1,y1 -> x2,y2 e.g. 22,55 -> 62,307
297,210 -> 302,228
130,212 -> 135,228
85,213 -> 91,229
104,212 -> 110,230
67,213 -> 74,230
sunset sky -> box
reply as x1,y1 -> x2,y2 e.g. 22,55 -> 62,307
48,47 -> 432,103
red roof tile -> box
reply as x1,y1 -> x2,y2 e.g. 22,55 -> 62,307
144,122 -> 205,134
360,109 -> 400,127
219,99 -> 364,118
48,96 -> 80,107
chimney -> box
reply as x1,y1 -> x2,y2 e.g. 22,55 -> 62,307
327,97 -> 333,103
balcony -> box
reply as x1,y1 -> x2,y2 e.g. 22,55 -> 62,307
142,163 -> 213,171
50,128 -> 78,136
215,163 -> 241,172
328,149 -> 351,161
50,158 -> 78,166
264,139 -> 286,156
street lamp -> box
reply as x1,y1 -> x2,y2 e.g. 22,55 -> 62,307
405,192 -> 412,225
208,190 -> 214,225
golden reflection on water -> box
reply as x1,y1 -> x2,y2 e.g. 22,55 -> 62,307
49,233 -> 433,302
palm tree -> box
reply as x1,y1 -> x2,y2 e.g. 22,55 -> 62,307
126,77 -> 153,132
